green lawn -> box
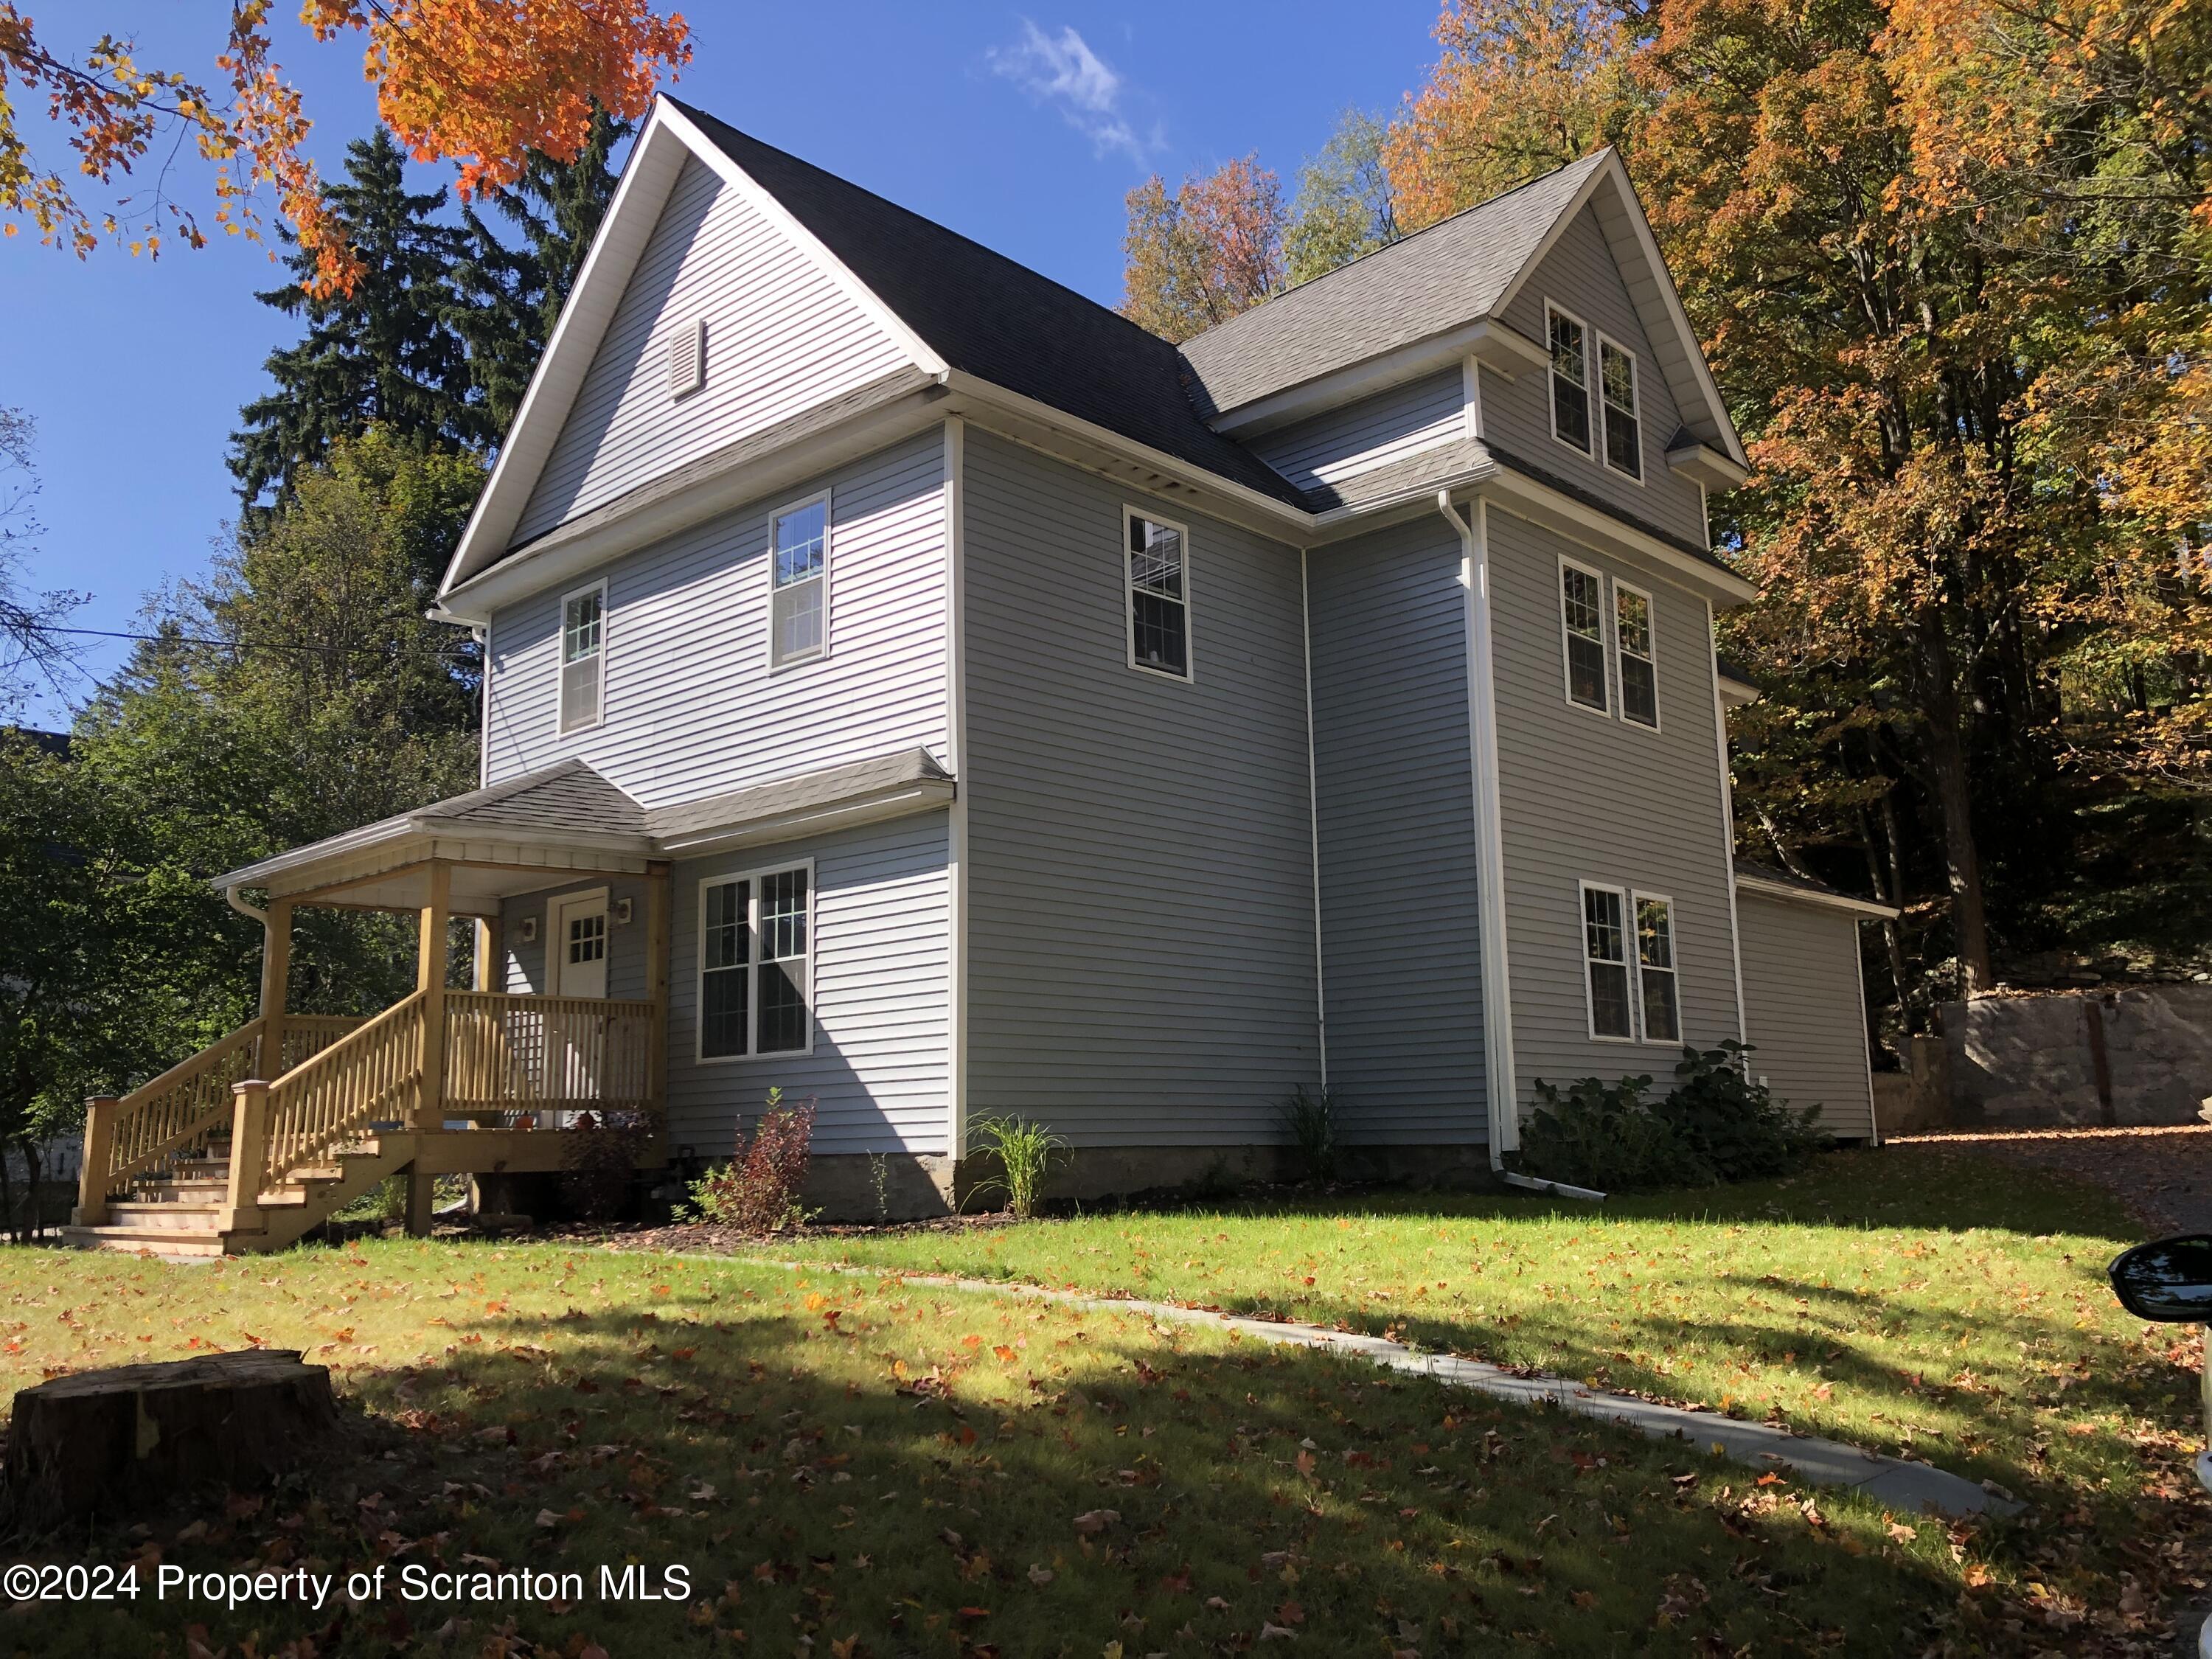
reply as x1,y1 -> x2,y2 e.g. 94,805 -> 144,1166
0,1143 -> 2199,1655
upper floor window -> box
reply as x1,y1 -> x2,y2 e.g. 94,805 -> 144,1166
1548,305 -> 1590,454
1125,509 -> 1192,680
1560,560 -> 1607,713
1615,583 -> 1658,728
1599,338 -> 1641,479
770,494 -> 829,669
699,863 -> 813,1060
559,582 -> 605,732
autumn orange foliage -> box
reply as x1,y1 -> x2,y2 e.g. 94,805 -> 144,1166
0,1 -> 689,294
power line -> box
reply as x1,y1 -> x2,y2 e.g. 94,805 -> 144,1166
45,624 -> 476,661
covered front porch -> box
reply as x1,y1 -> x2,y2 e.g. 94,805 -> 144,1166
70,765 -> 673,1254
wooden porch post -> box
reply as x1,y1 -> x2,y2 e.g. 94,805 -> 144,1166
644,861 -> 671,1121
414,863 -> 451,1131
219,1079 -> 269,1234
73,1096 -> 117,1226
473,916 -> 504,992
259,898 -> 293,1079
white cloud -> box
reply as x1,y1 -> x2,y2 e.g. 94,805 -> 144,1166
987,21 -> 1156,165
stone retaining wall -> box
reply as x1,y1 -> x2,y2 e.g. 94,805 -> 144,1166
1941,985 -> 2212,1128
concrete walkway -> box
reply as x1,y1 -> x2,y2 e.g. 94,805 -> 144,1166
751,1258 -> 2019,1520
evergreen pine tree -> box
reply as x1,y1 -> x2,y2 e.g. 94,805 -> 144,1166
453,111 -> 628,434
229,131 -> 486,510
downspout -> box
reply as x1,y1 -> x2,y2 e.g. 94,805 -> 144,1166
223,885 -> 268,926
1435,489 -> 1603,1204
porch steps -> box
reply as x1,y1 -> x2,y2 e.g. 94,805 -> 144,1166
62,1139 -> 407,1258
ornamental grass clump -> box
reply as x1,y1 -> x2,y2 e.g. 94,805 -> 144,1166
1278,1083 -> 1339,1184
685,1088 -> 818,1233
967,1115 -> 1065,1220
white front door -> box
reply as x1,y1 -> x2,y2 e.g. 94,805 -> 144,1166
550,891 -> 609,1001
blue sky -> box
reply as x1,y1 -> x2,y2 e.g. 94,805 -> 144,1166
4,3 -> 1441,726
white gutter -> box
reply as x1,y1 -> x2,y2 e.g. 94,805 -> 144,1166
223,886 -> 268,925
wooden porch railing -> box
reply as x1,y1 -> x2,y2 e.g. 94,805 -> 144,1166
442,992 -> 655,1120
252,990 -> 428,1197
279,1015 -> 365,1074
74,1018 -> 269,1220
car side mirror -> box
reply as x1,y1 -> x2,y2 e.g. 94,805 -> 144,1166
2108,1234 -> 2212,1323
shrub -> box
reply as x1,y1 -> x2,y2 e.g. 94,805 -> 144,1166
1654,1042 -> 1828,1183
685,1088 -> 818,1233
1279,1083 -> 1339,1183
1514,1073 -> 1702,1192
1512,1045 -> 1829,1192
967,1116 -> 1065,1219
560,1107 -> 650,1220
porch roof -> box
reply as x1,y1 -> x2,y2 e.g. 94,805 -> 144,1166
213,748 -> 957,910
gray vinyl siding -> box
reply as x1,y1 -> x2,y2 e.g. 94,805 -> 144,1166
1484,504 -> 1741,1107
515,156 -> 913,543
1480,205 -> 1707,547
1251,369 -> 1464,495
499,876 -> 650,1001
961,430 -> 1318,1146
1307,519 -> 1489,1141
667,812 -> 950,1158
483,432 -> 945,808
1736,894 -> 1875,1138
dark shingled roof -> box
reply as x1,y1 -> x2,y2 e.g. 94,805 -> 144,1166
648,748 -> 951,841
1734,859 -> 1882,908
1180,152 -> 1610,416
669,100 -> 1307,509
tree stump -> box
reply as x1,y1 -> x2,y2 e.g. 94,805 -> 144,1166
1,1349 -> 341,1532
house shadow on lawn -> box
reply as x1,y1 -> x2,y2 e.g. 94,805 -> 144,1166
11,1274 -> 1975,1659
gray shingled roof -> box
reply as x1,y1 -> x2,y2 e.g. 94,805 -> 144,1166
1179,153 -> 1610,417
415,759 -> 650,835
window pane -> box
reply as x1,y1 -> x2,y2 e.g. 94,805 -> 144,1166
1585,886 -> 1626,964
560,655 -> 601,728
1641,970 -> 1680,1043
773,501 -> 827,587
700,879 -> 750,1060
1617,589 -> 1656,726
1615,589 -> 1649,657
1129,518 -> 1183,599
1601,343 -> 1640,476
1635,897 -> 1674,969
1590,961 -> 1634,1038
772,574 -> 824,663
1637,897 -> 1679,1042
1562,566 -> 1606,710
1621,656 -> 1657,726
1550,312 -> 1590,452
756,869 -> 809,1055
563,591 -> 602,662
1131,591 -> 1189,676
568,912 -> 605,965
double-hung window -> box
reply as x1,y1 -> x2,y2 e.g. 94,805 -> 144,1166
1582,884 -> 1633,1039
699,863 -> 813,1060
1598,337 -> 1641,479
559,582 -> 605,732
1615,583 -> 1658,728
1548,305 -> 1591,453
770,495 -> 828,669
1125,509 -> 1192,679
1561,560 -> 1608,712
1581,880 -> 1683,1044
1635,894 -> 1680,1042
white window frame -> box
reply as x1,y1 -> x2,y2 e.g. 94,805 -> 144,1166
1578,880 -> 1637,1043
695,858 -> 817,1064
1557,554 -> 1611,719
1121,505 -> 1195,684
557,579 -> 608,734
1632,888 -> 1682,1046
1545,302 -> 1593,458
1596,333 -> 1644,483
766,490 -> 832,673
1613,579 -> 1661,731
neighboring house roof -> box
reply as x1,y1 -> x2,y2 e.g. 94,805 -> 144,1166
1733,859 -> 1899,919
212,751 -> 956,894
667,102 -> 1305,509
1179,153 -> 1609,415
5,727 -> 72,760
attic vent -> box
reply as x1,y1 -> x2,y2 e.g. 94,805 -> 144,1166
668,316 -> 706,400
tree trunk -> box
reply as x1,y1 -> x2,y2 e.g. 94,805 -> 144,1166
1,1350 -> 341,1532
1859,800 -> 1916,1037
1918,611 -> 1996,995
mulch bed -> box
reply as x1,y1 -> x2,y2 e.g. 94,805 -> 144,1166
1890,1124 -> 2212,1236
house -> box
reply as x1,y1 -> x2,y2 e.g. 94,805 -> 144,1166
68,97 -> 1895,1252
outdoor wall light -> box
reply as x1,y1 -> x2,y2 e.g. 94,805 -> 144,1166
518,917 -> 538,944
613,898 -> 635,926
